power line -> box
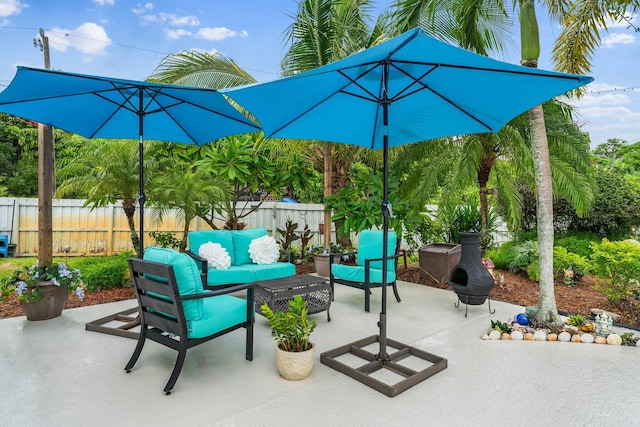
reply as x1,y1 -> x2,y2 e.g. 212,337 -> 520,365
587,85 -> 640,95
0,25 -> 280,77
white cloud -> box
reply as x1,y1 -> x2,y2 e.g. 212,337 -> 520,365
158,12 -> 199,27
602,32 -> 636,48
92,0 -> 114,6
132,2 -> 153,15
195,27 -> 248,41
577,92 -> 630,108
0,0 -> 28,17
604,12 -> 637,29
49,22 -> 112,55
165,28 -> 191,40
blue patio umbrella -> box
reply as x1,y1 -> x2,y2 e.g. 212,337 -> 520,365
224,27 -> 593,396
0,66 -> 260,256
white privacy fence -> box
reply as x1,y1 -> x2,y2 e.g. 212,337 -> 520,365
0,198 -> 331,257
0,197 -> 509,257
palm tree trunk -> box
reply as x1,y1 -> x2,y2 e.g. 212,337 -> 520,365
122,198 -> 140,258
520,0 -> 561,327
477,155 -> 492,255
528,104 -> 561,326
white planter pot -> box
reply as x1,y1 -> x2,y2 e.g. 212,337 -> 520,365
275,343 -> 315,380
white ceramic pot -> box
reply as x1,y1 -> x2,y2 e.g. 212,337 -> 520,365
275,343 -> 315,380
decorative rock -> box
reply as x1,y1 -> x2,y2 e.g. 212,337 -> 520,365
637,340 -> 640,347
594,336 -> 607,344
590,308 -> 621,323
558,331 -> 572,342
606,334 -> 622,345
481,334 -> 490,340
511,330 -> 524,340
515,313 -> 530,326
547,333 -> 558,342
525,306 -> 538,318
571,334 -> 582,343
581,334 -> 595,344
489,330 -> 502,340
501,333 -> 511,340
524,333 -> 534,341
533,330 -> 547,341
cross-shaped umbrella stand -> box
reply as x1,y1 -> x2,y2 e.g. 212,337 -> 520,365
224,28 -> 592,396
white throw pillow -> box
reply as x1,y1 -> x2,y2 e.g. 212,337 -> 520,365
248,235 -> 280,265
198,242 -> 231,270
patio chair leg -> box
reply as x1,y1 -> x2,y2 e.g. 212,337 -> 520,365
164,348 -> 187,395
125,328 -> 147,372
364,287 -> 371,312
391,281 -> 401,303
245,321 -> 254,361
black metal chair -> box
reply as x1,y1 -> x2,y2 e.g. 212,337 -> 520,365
329,230 -> 402,312
125,248 -> 254,395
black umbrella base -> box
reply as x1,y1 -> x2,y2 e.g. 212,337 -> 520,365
320,335 -> 447,397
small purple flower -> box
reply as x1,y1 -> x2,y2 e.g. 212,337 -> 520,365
51,277 -> 60,287
75,287 -> 85,301
15,281 -> 27,296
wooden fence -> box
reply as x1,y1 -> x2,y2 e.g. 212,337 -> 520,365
0,197 -> 329,257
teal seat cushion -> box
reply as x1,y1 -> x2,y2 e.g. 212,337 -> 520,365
143,247 -> 204,321
206,265 -> 256,286
331,264 -> 396,284
189,294 -> 248,339
188,230 -> 235,265
231,228 -> 268,265
244,262 -> 295,281
357,230 -> 397,271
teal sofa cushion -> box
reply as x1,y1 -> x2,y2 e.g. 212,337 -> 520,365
231,228 -> 268,265
143,247 -> 204,321
188,294 -> 248,339
188,230 -> 235,265
357,230 -> 397,271
206,265 -> 257,287
331,264 -> 396,284
244,262 -> 296,281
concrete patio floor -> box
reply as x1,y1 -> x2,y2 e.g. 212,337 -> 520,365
1,279 -> 638,427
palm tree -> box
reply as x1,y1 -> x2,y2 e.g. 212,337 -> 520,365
57,139 -> 149,257
387,0 -> 637,327
282,0 -> 383,248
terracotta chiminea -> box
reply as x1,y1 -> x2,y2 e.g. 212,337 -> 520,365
448,232 -> 495,315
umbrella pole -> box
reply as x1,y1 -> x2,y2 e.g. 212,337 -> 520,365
137,91 -> 145,258
320,57 -> 447,397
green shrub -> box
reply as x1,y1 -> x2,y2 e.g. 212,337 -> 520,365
553,246 -> 591,279
72,253 -> 132,292
554,232 -> 601,258
148,231 -> 180,249
485,241 -> 517,270
590,239 -> 640,302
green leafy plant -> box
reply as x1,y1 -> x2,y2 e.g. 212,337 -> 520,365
620,332 -> 639,346
553,246 -> 591,281
261,295 -> 317,352
149,231 -> 180,249
590,239 -> 640,302
1,262 -> 85,303
566,314 -> 585,327
276,218 -> 301,251
490,320 -> 512,334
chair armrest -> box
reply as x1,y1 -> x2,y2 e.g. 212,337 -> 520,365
185,250 -> 208,286
280,249 -> 294,263
330,251 -> 356,263
179,282 -> 255,300
363,253 -> 402,268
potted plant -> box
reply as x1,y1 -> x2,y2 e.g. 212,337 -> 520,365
308,243 -> 343,278
260,295 -> 317,380
1,262 -> 85,321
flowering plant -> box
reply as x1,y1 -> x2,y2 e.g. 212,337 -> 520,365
1,262 -> 85,303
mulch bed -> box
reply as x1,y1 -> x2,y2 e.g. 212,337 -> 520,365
2,261 -> 638,330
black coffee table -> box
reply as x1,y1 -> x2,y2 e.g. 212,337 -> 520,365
255,274 -> 332,321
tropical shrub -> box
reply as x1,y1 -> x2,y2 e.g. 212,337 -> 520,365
590,239 -> 640,302
553,246 -> 590,279
72,253 -> 132,291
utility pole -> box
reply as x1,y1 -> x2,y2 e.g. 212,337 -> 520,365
34,28 -> 54,267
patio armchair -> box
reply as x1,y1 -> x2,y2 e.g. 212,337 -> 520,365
329,230 -> 402,312
125,247 -> 254,395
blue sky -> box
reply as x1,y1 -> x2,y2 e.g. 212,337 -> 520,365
0,0 -> 638,147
